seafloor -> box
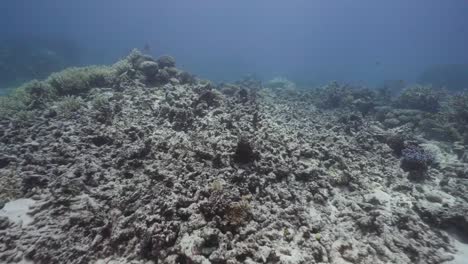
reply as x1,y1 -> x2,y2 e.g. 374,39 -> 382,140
0,51 -> 467,264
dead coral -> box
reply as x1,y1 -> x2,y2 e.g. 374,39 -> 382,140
194,89 -> 222,113
200,185 -> 251,231
396,85 -> 446,113
315,81 -> 353,109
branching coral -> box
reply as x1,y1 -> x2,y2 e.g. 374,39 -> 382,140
225,198 -> 251,226
91,95 -> 113,124
24,80 -> 57,107
0,50 -> 187,123
56,96 -> 84,117
0,90 -> 30,119
419,117 -> 462,142
47,66 -> 115,96
0,80 -> 58,121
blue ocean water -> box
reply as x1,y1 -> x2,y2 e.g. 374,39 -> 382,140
0,0 -> 467,89
2,2 -> 468,263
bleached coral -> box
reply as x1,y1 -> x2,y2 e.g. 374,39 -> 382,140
265,77 -> 296,91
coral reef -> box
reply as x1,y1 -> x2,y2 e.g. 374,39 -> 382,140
0,38 -> 80,90
396,85 -> 446,113
233,136 -> 257,164
451,94 -> 468,122
419,64 -> 468,92
400,145 -> 434,173
386,133 -> 406,155
48,66 -> 115,95
265,77 -> 296,92
55,96 -> 85,117
1,51 -> 468,264
314,82 -> 376,115
315,81 -> 353,109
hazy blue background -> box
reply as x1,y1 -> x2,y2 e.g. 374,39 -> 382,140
1,0 -> 468,86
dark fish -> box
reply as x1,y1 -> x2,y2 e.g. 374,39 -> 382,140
143,43 -> 151,54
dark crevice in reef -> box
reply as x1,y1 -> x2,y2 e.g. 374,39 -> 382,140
233,136 -> 257,164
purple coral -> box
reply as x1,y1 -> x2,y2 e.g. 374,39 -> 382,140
401,145 -> 434,172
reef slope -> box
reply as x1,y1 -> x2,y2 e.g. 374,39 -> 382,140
0,51 -> 468,264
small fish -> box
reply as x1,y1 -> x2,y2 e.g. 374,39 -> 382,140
143,43 -> 151,54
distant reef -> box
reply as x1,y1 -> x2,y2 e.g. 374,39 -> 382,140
1,50 -> 468,264
0,38 -> 80,91
419,64 -> 468,92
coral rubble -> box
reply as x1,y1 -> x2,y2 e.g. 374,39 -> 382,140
1,51 -> 468,264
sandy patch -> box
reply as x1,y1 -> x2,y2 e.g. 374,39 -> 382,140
0,198 -> 36,227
